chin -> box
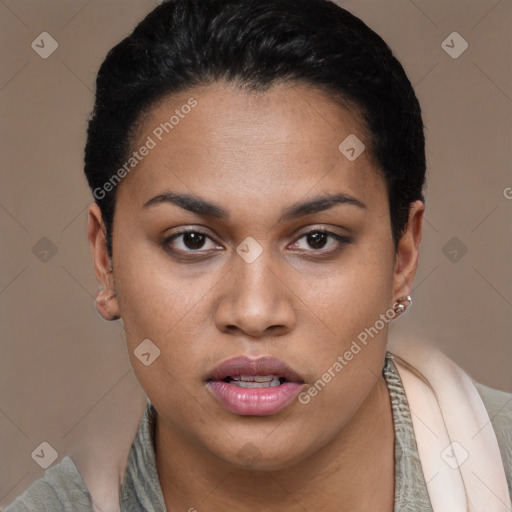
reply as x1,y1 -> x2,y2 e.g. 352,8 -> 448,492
211,439 -> 313,472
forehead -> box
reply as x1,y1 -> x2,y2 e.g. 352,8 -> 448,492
117,81 -> 386,214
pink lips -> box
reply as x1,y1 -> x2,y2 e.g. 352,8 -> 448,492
206,356 -> 305,416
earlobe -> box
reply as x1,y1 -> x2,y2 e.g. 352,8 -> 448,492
95,289 -> 120,321
392,200 -> 425,302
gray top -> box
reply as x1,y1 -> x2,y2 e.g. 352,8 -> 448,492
5,353 -> 512,511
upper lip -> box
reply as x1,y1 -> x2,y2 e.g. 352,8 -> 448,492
207,356 -> 305,383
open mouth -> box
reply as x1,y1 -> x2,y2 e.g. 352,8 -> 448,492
207,355 -> 305,385
205,355 -> 305,415
221,375 -> 288,388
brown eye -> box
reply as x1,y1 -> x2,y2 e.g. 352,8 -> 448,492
181,232 -> 207,250
290,229 -> 351,253
305,232 -> 329,250
164,229 -> 221,254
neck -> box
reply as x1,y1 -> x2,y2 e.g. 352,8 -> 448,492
155,375 -> 395,512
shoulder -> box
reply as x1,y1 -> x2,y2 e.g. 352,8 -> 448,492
474,381 -> 512,498
3,455 -> 93,512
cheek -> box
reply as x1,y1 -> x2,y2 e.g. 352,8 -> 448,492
298,237 -> 394,348
113,247 -> 208,419
112,230 -> 224,396
114,233 -> 210,339
293,237 -> 394,405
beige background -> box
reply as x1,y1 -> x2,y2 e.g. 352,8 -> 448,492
1,0 -> 510,507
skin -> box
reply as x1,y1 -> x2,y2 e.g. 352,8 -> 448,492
87,81 -> 424,511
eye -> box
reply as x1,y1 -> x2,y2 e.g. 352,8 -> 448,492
162,227 -> 351,259
289,229 -> 351,253
163,229 -> 222,254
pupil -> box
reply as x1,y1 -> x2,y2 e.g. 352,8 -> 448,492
308,232 -> 327,249
184,232 -> 205,250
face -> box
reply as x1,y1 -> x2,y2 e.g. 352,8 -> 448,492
88,81 -> 423,470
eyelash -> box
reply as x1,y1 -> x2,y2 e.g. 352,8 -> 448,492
162,228 -> 351,258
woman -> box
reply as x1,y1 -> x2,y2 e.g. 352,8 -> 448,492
6,0 -> 511,510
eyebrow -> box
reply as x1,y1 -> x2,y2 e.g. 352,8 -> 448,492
142,191 -> 366,223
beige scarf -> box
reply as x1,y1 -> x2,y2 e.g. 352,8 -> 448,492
388,338 -> 510,511
74,340 -> 510,511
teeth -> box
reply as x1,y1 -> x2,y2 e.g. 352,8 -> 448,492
230,375 -> 278,382
253,375 -> 275,382
229,377 -> 281,388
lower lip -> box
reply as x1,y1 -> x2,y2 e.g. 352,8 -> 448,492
206,380 -> 304,415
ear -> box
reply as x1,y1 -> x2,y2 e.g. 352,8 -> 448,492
392,200 -> 425,301
87,203 -> 113,288
87,203 -> 120,320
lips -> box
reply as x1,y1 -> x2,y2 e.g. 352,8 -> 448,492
206,356 -> 305,416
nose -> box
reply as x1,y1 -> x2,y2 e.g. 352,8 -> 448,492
214,248 -> 297,339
